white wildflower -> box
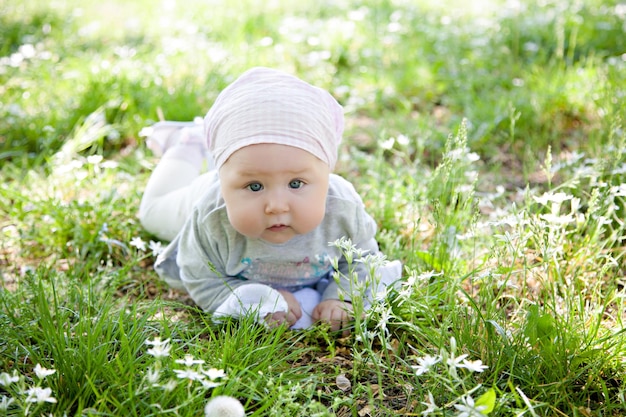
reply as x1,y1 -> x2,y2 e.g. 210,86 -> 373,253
129,237 -> 147,251
447,353 -> 469,369
173,369 -> 205,382
467,152 -> 480,162
87,155 -> 103,165
376,306 -> 393,335
411,355 -> 441,375
398,270 -> 442,302
354,330 -> 377,343
540,213 -> 574,226
200,379 -> 223,389
203,368 -> 227,380
416,270 -> 442,282
450,336 -> 458,352
561,150 -> 585,166
533,192 -> 572,206
610,183 -> 626,197
145,337 -> 171,358
380,137 -> 395,150
25,387 -> 57,404
101,160 -> 119,169
611,163 -> 626,175
204,395 -> 245,417
458,358 -> 489,373
145,367 -> 161,385
145,337 -> 169,347
420,391 -> 438,416
34,363 -> 56,379
396,134 -> 410,146
0,371 -> 19,386
149,240 -> 164,256
0,395 -> 15,410
447,148 -> 466,161
175,355 -> 205,367
454,394 -> 487,417
162,379 -> 178,392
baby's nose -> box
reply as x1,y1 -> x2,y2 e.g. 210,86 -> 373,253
264,192 -> 289,214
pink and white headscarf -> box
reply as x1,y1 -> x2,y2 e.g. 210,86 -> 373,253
204,67 -> 344,169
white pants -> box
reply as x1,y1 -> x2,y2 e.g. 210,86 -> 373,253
139,157 -> 214,242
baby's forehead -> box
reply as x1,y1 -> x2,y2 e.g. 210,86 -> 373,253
219,143 -> 330,178
225,143 -> 328,165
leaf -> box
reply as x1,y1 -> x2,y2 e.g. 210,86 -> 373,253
524,305 -> 556,345
486,320 -> 508,340
570,349 -> 603,369
536,313 -> 556,339
475,388 -> 496,414
336,374 -> 351,392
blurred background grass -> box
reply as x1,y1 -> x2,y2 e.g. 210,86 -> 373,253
1,0 -> 624,177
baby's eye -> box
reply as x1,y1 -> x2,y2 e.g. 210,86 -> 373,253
247,182 -> 263,192
289,179 -> 304,189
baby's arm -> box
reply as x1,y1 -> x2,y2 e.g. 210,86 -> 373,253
177,247 -> 302,326
173,210 -> 300,325
210,283 -> 298,326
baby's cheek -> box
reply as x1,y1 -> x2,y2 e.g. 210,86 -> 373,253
227,207 -> 259,237
299,199 -> 326,232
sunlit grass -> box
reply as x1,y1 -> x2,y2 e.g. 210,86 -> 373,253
1,0 -> 625,415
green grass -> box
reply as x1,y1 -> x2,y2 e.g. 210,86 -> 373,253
1,0 -> 625,415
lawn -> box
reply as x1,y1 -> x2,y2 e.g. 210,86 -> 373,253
1,0 -> 625,415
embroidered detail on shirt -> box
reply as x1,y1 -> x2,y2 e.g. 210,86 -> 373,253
239,253 -> 332,288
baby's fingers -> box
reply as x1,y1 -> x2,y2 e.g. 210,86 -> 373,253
318,308 -> 348,333
264,311 -> 288,327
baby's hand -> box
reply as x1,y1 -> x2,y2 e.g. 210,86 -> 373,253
312,299 -> 353,335
264,290 -> 302,328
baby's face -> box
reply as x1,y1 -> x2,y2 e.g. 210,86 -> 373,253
219,143 -> 330,244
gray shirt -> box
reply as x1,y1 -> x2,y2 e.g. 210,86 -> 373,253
155,173 -> 379,313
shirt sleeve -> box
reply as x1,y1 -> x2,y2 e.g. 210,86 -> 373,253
212,284 -> 288,324
159,205 -> 288,322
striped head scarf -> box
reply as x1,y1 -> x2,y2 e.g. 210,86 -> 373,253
204,67 -> 344,170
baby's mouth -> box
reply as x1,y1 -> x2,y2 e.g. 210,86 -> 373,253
267,224 -> 288,231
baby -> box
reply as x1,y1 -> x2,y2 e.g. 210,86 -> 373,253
139,67 -> 401,331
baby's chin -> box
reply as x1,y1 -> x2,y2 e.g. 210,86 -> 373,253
242,222 -> 321,244
259,224 -> 317,244
259,230 -> 298,244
